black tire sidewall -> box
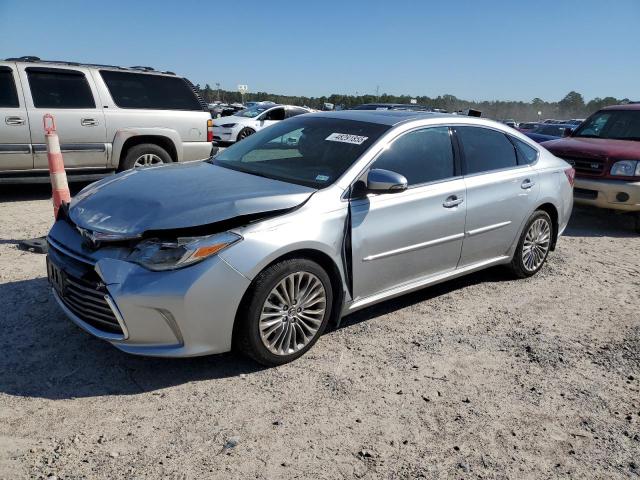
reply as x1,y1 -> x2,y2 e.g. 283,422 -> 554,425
120,143 -> 172,171
237,258 -> 333,366
511,210 -> 553,278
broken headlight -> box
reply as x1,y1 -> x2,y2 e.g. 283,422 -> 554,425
128,232 -> 242,271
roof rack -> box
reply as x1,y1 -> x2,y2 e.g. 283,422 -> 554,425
3,56 -> 176,75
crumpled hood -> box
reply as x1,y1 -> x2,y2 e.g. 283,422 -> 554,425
69,161 -> 315,236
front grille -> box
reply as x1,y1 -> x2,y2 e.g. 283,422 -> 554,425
60,273 -> 123,335
562,156 -> 606,176
47,240 -> 124,336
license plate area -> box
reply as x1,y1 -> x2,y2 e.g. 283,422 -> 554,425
47,257 -> 66,297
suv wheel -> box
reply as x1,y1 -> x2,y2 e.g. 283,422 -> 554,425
508,210 -> 553,278
120,144 -> 172,171
234,258 -> 333,366
236,128 -> 255,142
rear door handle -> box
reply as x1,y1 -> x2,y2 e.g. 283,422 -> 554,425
521,179 -> 535,189
5,116 -> 25,126
81,118 -> 98,126
443,195 -> 464,208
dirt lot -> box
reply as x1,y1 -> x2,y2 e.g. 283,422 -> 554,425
0,184 -> 638,479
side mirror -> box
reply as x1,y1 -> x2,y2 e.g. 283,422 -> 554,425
563,127 -> 573,137
367,168 -> 408,194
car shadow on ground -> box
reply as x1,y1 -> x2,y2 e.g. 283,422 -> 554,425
564,205 -> 637,238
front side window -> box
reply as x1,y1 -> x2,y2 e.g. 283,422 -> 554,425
100,70 -> 202,111
214,117 -> 390,188
264,107 -> 285,121
573,110 -> 640,141
286,107 -> 308,118
0,68 -> 19,108
456,126 -> 518,174
372,127 -> 455,186
27,68 -> 95,109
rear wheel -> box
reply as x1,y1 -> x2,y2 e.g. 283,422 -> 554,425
120,143 -> 172,171
234,258 -> 333,366
508,210 -> 553,278
236,128 -> 255,142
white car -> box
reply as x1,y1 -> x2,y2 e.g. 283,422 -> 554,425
212,104 -> 312,143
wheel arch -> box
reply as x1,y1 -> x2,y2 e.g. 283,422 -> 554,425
111,129 -> 182,168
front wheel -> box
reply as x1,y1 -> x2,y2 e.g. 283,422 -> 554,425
236,127 -> 255,142
234,258 -> 333,366
508,210 -> 553,278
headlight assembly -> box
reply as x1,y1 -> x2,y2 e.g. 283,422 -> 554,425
128,232 -> 242,271
610,160 -> 638,177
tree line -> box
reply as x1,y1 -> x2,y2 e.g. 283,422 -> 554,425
195,84 -> 632,121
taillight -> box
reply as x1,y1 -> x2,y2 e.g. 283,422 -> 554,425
207,119 -> 213,142
564,167 -> 575,187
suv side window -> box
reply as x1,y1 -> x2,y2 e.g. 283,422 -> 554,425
510,136 -> 538,165
372,127 -> 455,186
0,67 -> 19,108
99,70 -> 203,111
264,107 -> 285,121
286,107 -> 308,118
456,126 -> 518,174
26,68 -> 95,109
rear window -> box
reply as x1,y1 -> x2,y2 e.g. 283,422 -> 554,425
27,68 -> 95,109
0,68 -> 19,108
100,70 -> 203,111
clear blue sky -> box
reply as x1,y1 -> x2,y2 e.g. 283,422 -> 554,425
1,0 -> 638,102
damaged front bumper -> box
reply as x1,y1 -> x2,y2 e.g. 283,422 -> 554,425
46,220 -> 251,357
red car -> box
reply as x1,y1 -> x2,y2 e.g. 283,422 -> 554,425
542,104 -> 640,231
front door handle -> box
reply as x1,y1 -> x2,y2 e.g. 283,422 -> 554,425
81,118 -> 98,127
5,116 -> 25,126
443,195 -> 464,208
521,179 -> 535,189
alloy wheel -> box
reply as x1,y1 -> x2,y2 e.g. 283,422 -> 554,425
522,218 -> 551,272
133,153 -> 164,167
259,271 -> 327,356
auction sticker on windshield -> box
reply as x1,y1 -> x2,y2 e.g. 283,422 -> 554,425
325,133 -> 369,145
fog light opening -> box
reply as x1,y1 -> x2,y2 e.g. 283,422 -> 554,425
616,192 -> 630,202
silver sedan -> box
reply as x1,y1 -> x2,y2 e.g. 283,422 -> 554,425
46,111 -> 574,365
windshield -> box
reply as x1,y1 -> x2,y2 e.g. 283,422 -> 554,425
212,116 -> 390,188
236,106 -> 271,118
573,110 -> 640,141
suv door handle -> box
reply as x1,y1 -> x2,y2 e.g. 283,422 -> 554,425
443,195 -> 464,208
521,179 -> 535,189
5,116 -> 25,126
81,118 -> 98,126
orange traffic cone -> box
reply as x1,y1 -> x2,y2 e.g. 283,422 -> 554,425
43,114 -> 71,218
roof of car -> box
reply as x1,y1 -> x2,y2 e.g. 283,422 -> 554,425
306,109 -> 452,126
2,57 -> 177,76
601,103 -> 640,111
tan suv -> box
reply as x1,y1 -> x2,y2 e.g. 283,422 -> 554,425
0,56 -> 214,183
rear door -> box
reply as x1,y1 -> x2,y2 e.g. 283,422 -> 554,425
350,126 -> 466,300
0,64 -> 33,170
455,126 -> 540,266
18,65 -> 107,169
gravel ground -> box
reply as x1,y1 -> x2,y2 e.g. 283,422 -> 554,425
0,184 -> 639,479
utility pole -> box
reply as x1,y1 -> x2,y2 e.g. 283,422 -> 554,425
216,82 -> 220,101
375,85 -> 380,101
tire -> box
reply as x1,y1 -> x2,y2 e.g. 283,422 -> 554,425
508,210 -> 553,278
634,213 -> 640,234
234,258 -> 333,366
236,128 -> 255,142
119,143 -> 172,171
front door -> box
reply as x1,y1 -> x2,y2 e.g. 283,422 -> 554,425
454,126 -> 540,266
0,64 -> 33,170
18,65 -> 107,169
350,126 -> 467,301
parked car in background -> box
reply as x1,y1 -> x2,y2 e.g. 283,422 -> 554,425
0,56 -> 213,183
209,102 -> 244,118
46,110 -> 573,365
500,119 -> 518,128
525,123 -> 575,143
244,101 -> 276,109
212,104 -> 311,143
567,119 -> 585,126
542,104 -> 640,231
517,122 -> 540,133
351,103 -> 432,111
